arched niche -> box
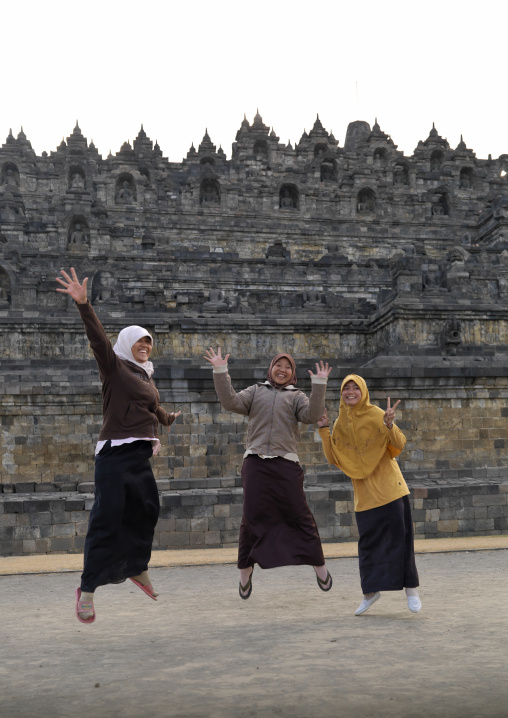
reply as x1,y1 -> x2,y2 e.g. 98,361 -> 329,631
459,167 -> 474,189
253,140 -> 268,159
357,187 -> 376,214
92,270 -> 117,304
68,216 -> 90,245
200,179 -> 220,205
200,157 -> 215,166
373,147 -> 387,164
115,173 -> 137,204
1,162 -> 20,187
68,165 -> 86,190
279,184 -> 299,210
432,192 -> 450,216
0,266 -> 11,305
393,163 -> 409,186
320,161 -> 336,182
314,143 -> 328,159
430,150 -> 444,171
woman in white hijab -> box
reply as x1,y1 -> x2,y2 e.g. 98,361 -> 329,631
57,268 -> 180,624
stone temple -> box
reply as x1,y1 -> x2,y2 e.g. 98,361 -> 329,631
0,113 -> 507,553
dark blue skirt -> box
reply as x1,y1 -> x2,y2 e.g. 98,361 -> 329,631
81,440 -> 159,592
356,495 -> 419,594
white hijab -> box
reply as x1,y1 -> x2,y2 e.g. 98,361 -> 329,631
113,325 -> 154,378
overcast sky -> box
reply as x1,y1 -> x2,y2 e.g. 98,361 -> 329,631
2,0 -> 506,162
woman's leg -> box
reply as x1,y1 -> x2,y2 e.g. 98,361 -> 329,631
80,441 -> 159,594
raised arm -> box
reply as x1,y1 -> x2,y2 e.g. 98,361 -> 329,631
383,397 -> 406,452
204,346 -> 256,415
56,267 -> 118,376
295,361 -> 332,424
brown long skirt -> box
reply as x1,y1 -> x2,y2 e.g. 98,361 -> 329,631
356,495 -> 419,594
237,455 -> 325,569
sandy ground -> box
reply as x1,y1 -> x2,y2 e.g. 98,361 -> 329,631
0,543 -> 507,718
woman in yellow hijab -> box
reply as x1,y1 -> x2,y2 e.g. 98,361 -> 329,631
318,374 -> 421,615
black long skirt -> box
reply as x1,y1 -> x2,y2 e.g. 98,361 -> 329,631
80,440 -> 159,593
356,495 -> 419,594
237,455 -> 325,570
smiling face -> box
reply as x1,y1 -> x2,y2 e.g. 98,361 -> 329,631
342,379 -> 362,406
272,357 -> 293,385
131,336 -> 152,363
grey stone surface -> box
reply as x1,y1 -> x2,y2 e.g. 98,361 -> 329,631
0,117 -> 508,488
1,480 -> 507,555
1,550 -> 508,717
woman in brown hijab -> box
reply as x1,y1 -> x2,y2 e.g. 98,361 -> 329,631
204,348 -> 333,598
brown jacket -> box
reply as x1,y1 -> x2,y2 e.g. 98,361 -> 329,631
212,365 -> 327,460
77,301 -> 174,440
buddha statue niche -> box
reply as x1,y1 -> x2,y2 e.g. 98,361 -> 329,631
203,283 -> 228,312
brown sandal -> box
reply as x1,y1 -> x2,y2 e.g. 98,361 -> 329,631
239,567 -> 254,600
316,570 -> 333,592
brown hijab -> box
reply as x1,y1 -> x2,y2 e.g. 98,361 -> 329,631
266,353 -> 297,388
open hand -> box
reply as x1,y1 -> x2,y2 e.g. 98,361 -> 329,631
308,361 -> 332,380
55,267 -> 88,304
384,397 -> 401,428
203,346 -> 230,367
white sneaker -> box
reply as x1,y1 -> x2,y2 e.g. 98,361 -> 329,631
355,592 -> 381,615
407,595 -> 422,613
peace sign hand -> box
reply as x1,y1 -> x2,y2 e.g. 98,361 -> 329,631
384,397 -> 401,428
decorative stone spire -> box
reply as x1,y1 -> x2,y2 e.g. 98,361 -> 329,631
452,134 -> 475,159
309,114 -> 328,138
235,114 -> 250,140
421,123 -> 449,148
116,140 -> 136,161
198,129 -> 216,155
456,134 -> 467,151
368,119 -> 394,146
15,127 -> 34,153
133,125 -> 153,155
251,110 -> 269,134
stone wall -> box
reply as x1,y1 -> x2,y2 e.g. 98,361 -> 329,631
0,114 -> 507,492
1,479 -> 506,556
1,365 -> 507,490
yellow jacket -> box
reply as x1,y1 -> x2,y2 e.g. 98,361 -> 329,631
319,423 -> 409,512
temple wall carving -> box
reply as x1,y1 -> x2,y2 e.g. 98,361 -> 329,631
0,115 -> 507,488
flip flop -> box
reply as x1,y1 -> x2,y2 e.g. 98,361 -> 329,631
316,570 -> 333,592
129,577 -> 158,601
239,566 -> 254,600
75,588 -> 95,624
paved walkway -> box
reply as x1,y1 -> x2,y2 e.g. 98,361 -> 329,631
1,537 -> 507,718
2,535 -> 508,576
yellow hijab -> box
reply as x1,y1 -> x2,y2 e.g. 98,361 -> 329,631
330,374 -> 402,479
